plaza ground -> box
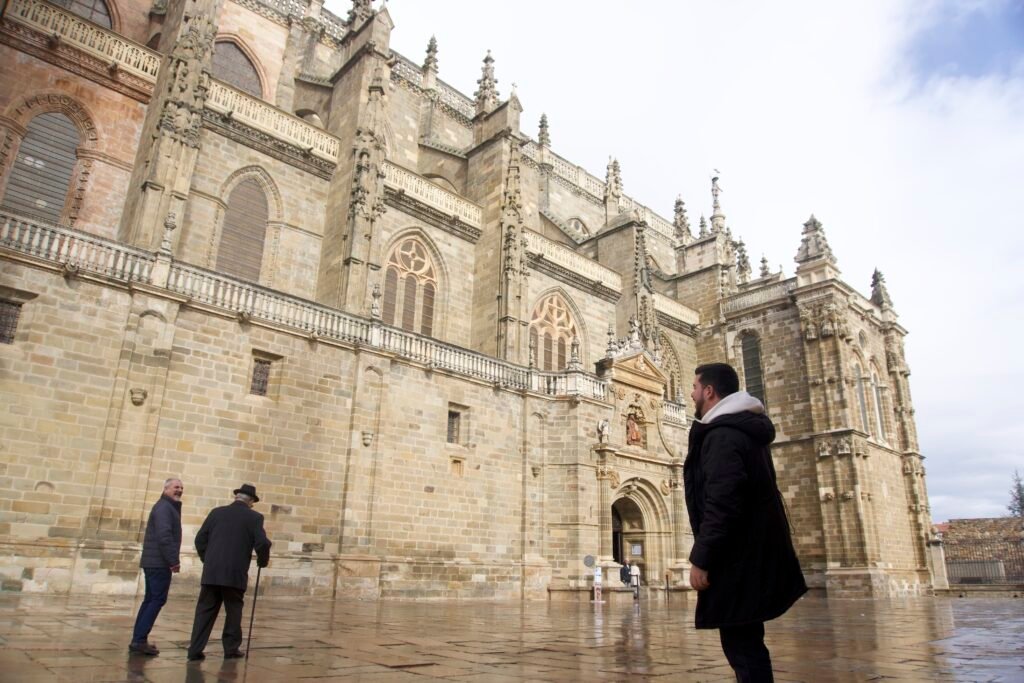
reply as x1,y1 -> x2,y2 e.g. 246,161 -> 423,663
0,591 -> 1021,682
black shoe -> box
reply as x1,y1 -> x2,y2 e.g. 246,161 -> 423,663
187,652 -> 205,661
224,650 -> 245,659
128,641 -> 159,656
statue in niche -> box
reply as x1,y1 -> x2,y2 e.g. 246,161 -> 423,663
597,418 -> 609,444
625,401 -> 647,447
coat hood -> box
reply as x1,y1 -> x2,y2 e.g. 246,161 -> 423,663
697,391 -> 775,446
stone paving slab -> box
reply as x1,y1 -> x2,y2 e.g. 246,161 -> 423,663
0,592 -> 1021,682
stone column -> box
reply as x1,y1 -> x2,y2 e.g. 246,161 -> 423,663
594,444 -> 615,564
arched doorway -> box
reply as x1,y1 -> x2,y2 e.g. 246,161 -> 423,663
612,497 -> 646,582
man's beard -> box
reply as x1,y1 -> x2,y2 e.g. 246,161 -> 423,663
693,398 -> 704,420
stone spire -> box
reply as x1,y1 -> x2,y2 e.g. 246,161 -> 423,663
423,35 -> 438,73
760,255 -> 770,278
698,214 -> 708,238
496,140 -> 529,362
735,239 -> 751,283
673,196 -> 691,242
710,174 -> 726,233
871,268 -> 894,308
538,113 -> 550,148
347,0 -> 373,27
474,50 -> 499,115
794,214 -> 836,265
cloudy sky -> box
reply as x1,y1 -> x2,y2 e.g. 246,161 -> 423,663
326,1 -> 1024,522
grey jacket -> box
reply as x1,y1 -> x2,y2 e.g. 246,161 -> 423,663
140,495 -> 182,569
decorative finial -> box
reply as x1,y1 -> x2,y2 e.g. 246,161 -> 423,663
794,214 -> 837,265
423,35 -> 438,73
346,0 -> 373,27
698,214 -> 708,237
735,239 -> 751,283
538,113 -> 550,147
529,334 -> 536,368
605,157 -> 623,198
606,322 -> 617,358
474,50 -> 498,115
870,268 -> 894,308
568,335 -> 582,370
759,255 -> 770,278
673,196 -> 691,240
159,212 -> 177,254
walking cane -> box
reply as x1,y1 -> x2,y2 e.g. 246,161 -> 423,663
245,565 -> 261,660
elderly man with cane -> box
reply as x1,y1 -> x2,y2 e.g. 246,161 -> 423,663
187,484 -> 271,661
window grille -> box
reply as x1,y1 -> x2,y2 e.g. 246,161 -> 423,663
217,178 -> 268,282
741,334 -> 765,405
250,358 -> 271,396
0,113 -> 79,224
0,301 -> 21,344
212,41 -> 262,98
447,410 -> 460,444
52,0 -> 111,28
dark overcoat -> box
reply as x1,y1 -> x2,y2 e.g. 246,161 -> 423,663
194,500 -> 272,591
140,494 -> 182,569
684,407 -> 807,629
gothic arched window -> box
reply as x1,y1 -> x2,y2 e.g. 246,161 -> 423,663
1,113 -> 79,224
871,371 -> 887,442
212,40 -> 262,98
52,0 -> 112,28
741,333 -> 766,405
382,237 -> 437,336
528,294 -> 579,371
216,178 -> 268,282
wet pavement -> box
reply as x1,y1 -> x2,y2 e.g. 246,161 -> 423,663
0,591 -> 1021,682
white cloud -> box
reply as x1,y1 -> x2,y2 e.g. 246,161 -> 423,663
327,0 -> 1024,521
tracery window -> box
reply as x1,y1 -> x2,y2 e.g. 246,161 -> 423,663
741,333 -> 766,405
0,113 -> 79,224
52,0 -> 111,28
381,237 -> 437,336
216,178 -> 268,282
659,333 -> 681,402
212,41 -> 262,98
528,294 -> 579,372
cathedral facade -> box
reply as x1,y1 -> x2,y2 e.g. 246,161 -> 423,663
0,0 -> 943,598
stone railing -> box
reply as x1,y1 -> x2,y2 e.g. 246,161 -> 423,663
382,161 -> 482,227
0,211 -> 154,282
4,0 -> 161,83
523,230 -> 622,293
206,80 -> 340,162
0,210 -> 622,401
723,280 -> 796,314
653,293 -> 699,326
533,371 -> 608,400
663,400 -> 687,426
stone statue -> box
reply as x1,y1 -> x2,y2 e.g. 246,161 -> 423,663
597,419 -> 609,444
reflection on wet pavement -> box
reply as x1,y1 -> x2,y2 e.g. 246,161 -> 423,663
0,592 -> 1021,681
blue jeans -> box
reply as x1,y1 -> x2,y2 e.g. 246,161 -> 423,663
131,567 -> 172,644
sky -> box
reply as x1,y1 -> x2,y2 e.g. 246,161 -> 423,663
324,0 -> 1024,522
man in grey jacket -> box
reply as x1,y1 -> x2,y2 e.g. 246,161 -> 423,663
129,478 -> 183,656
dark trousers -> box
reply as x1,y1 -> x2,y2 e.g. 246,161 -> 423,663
187,584 -> 245,656
719,621 -> 773,683
131,567 -> 172,644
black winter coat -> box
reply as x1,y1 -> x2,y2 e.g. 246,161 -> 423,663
140,495 -> 182,569
684,408 -> 807,629
194,500 -> 272,590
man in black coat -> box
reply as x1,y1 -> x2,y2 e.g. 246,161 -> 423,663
684,363 -> 807,683
129,478 -> 183,655
187,484 -> 272,661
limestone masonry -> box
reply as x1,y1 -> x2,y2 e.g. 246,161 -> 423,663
0,0 -> 944,598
